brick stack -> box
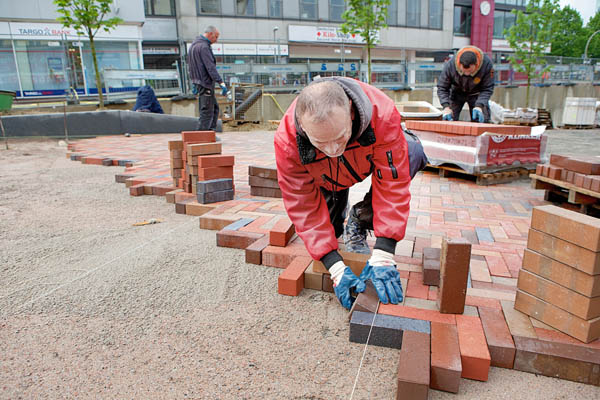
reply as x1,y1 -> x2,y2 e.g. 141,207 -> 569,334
535,154 -> 600,193
248,165 -> 281,198
515,205 -> 600,343
405,120 -> 532,136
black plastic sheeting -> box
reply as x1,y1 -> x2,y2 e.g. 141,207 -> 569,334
1,110 -> 212,138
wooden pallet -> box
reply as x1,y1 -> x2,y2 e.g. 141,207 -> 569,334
425,164 -> 533,186
530,174 -> 600,217
560,124 -> 596,130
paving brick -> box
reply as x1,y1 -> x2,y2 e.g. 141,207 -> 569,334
395,332 -> 430,400
531,205 -> 600,252
456,315 -> 491,381
245,235 -> 270,265
566,155 -> 600,175
165,189 -> 183,204
513,335 -> 600,385
430,322 -> 462,393
466,287 -> 515,302
221,217 -> 254,231
379,304 -> 456,325
197,188 -> 234,204
249,165 -> 278,179
216,229 -> 264,249
501,299 -> 537,339
262,245 -> 310,269
278,256 -> 311,296
465,295 -> 502,310
197,154 -> 235,168
199,213 -> 241,230
197,166 -> 233,181
304,262 -> 323,290
186,142 -> 222,156
522,249 -> 600,298
350,280 -> 379,315
517,269 -> 600,320
322,273 -> 334,293
527,228 -> 600,275
312,251 -> 370,277
438,238 -> 472,314
478,307 -> 516,369
423,257 -> 440,286
196,178 -> 233,193
250,186 -> 283,198
547,165 -> 562,180
129,183 -> 145,196
185,201 -> 217,216
249,175 -> 280,189
181,130 -> 216,143
574,172 -> 586,188
168,140 -> 184,150
350,311 -> 430,349
269,217 -> 295,247
534,326 -> 600,349
515,290 -> 600,343
592,176 -> 600,192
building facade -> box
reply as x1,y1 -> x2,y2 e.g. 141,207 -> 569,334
0,0 -> 527,98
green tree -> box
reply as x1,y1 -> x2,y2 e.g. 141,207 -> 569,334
583,10 -> 600,59
549,5 -> 585,58
54,0 -> 123,109
340,0 -> 390,84
505,0 -> 558,107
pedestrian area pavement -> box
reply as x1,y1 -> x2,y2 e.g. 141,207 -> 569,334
66,130 -> 600,389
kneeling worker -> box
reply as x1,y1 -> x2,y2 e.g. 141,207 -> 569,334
437,46 -> 495,123
274,77 -> 427,309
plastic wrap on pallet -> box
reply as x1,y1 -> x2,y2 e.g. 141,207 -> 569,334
411,126 -> 548,174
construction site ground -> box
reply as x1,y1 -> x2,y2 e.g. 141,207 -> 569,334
1,127 -> 600,399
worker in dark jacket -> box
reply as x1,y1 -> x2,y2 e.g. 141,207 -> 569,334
437,46 -> 495,123
132,85 -> 164,114
274,77 -> 427,310
188,25 -> 227,130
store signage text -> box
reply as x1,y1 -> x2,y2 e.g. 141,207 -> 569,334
17,27 -> 72,36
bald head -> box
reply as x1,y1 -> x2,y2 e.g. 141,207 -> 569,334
296,81 -> 350,124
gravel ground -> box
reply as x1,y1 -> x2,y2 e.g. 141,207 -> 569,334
1,131 -> 599,399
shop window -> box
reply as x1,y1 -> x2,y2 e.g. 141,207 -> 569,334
236,0 -> 255,16
269,0 -> 282,18
330,0 -> 345,22
407,0 -> 421,27
81,41 -> 140,92
453,5 -> 471,36
0,40 -> 19,92
197,0 -> 220,14
429,0 -> 443,29
144,0 -> 175,16
387,0 -> 398,26
494,10 -> 516,38
13,40 -> 70,92
300,0 -> 318,20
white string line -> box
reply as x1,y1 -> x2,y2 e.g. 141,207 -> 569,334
11,216 -> 199,313
349,301 -> 380,400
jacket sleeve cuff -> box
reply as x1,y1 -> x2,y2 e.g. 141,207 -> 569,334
441,103 -> 450,108
374,237 -> 397,255
321,250 -> 343,270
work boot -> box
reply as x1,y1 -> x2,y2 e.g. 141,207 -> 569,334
343,216 -> 370,254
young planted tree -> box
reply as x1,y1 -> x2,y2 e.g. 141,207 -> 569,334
340,0 -> 390,84
54,0 -> 123,108
505,0 -> 558,107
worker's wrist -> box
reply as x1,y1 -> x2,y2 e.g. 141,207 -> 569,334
368,249 -> 396,267
329,261 -> 346,286
321,249 -> 343,270
441,103 -> 450,108
374,237 -> 397,255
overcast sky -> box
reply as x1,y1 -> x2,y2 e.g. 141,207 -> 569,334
559,0 -> 598,24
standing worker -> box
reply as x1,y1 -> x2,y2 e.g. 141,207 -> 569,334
188,25 -> 228,131
437,46 -> 495,123
274,77 -> 427,310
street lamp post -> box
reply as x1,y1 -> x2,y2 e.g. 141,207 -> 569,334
273,26 -> 279,64
584,30 -> 600,62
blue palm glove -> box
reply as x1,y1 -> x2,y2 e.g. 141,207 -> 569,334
330,261 -> 366,310
220,83 -> 228,96
472,107 -> 484,123
442,107 -> 453,121
359,250 -> 404,304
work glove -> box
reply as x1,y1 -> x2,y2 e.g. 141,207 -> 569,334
330,261 -> 366,310
472,107 -> 485,123
359,249 -> 403,304
220,83 -> 228,96
442,107 -> 453,121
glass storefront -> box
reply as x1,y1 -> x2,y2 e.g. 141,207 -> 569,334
0,40 -> 19,92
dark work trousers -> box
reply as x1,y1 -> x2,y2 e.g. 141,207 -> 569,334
322,130 -> 429,236
197,85 -> 219,131
449,92 -> 490,123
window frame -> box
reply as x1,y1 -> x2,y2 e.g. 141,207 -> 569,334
268,0 -> 283,18
197,0 -> 221,15
144,0 -> 176,17
235,0 -> 256,16
299,0 -> 318,21
453,5 -> 472,36
329,0 -> 346,22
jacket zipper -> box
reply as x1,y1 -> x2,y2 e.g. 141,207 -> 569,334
321,173 -> 344,188
312,144 -> 361,163
386,150 -> 398,179
366,154 -> 375,175
339,155 -> 362,182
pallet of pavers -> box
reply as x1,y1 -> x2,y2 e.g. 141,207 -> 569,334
165,130 -> 236,215
404,120 -> 548,174
531,154 -> 600,215
248,165 -> 281,198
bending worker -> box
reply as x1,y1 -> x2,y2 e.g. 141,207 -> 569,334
274,77 -> 427,309
437,46 -> 495,123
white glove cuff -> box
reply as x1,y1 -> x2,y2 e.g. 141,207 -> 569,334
369,249 -> 395,267
329,261 -> 346,287
474,107 -> 482,112
220,83 -> 226,88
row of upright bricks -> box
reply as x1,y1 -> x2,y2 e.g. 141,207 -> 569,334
536,154 -> 600,193
102,130 -> 599,396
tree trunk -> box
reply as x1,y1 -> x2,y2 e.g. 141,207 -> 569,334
526,75 -> 531,108
367,45 -> 372,84
89,34 -> 104,109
